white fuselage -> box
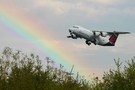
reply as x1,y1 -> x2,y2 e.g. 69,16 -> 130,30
69,26 -> 110,46
68,25 -> 130,46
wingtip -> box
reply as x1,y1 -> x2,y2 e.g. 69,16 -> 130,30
126,32 -> 131,34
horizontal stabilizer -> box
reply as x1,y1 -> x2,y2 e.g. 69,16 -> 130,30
107,31 -> 130,34
92,30 -> 130,34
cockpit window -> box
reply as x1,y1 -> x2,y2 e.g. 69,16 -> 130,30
73,25 -> 79,29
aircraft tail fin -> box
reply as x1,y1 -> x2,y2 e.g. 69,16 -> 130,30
109,34 -> 119,44
104,34 -> 119,46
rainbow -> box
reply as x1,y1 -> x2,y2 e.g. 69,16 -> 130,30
0,1 -> 86,76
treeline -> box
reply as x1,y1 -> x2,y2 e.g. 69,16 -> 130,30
0,47 -> 135,90
0,47 -> 90,90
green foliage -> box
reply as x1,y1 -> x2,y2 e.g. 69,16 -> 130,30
1,47 -> 135,90
92,58 -> 135,90
0,47 -> 91,90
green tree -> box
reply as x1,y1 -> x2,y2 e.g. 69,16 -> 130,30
93,58 -> 135,90
0,47 -> 90,90
1,47 -> 135,90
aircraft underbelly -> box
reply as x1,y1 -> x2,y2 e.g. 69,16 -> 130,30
96,36 -> 109,45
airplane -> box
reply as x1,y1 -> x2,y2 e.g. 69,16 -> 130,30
67,25 -> 130,46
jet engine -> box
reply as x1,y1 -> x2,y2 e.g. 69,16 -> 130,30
100,32 -> 108,37
71,34 -> 77,39
93,32 -> 100,36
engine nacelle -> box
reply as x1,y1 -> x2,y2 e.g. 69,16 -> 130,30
72,35 -> 77,39
100,32 -> 108,37
93,32 -> 100,36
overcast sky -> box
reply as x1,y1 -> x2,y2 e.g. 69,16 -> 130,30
0,0 -> 135,79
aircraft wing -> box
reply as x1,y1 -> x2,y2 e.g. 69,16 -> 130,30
106,31 -> 130,34
92,30 -> 130,34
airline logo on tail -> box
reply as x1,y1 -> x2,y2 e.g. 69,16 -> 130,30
104,34 -> 119,46
109,34 -> 118,43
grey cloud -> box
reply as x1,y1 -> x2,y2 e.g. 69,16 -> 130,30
1,0 -> 135,78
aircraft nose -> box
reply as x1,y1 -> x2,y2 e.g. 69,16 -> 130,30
69,28 -> 73,33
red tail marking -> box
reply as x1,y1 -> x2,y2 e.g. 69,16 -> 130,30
109,34 -> 117,43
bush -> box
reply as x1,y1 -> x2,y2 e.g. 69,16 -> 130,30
92,58 -> 135,90
0,47 -> 90,90
1,47 -> 135,90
